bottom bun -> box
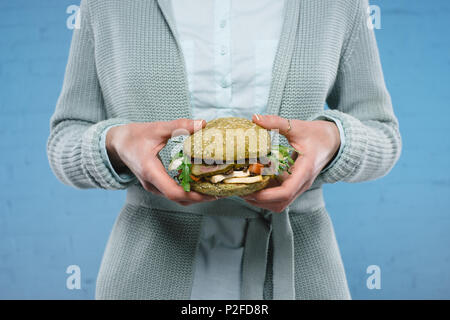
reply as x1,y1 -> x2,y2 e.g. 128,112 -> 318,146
190,175 -> 272,197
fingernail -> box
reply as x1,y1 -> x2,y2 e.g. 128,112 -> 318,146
194,119 -> 205,127
253,114 -> 261,121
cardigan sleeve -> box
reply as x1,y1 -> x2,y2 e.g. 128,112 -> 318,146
47,0 -> 133,190
312,0 -> 402,184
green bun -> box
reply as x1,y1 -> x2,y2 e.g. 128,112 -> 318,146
190,175 -> 272,197
183,117 -> 271,163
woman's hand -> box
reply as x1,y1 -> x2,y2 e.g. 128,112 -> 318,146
106,119 -> 216,206
242,114 -> 341,213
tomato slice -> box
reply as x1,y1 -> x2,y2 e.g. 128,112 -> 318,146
248,163 -> 264,175
190,174 -> 200,182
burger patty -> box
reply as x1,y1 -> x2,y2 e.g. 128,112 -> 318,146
191,163 -> 251,177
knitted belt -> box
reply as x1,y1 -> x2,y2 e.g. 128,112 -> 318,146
126,184 -> 324,300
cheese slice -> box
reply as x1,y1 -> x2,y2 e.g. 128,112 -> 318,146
223,175 -> 263,184
209,170 -> 250,184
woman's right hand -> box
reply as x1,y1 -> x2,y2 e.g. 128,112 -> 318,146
106,119 -> 216,206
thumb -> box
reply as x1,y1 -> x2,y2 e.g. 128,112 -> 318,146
252,114 -> 291,136
159,118 -> 206,139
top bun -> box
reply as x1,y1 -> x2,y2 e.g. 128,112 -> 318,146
183,117 -> 271,162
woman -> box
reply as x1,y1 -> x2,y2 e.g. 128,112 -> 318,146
48,0 -> 401,299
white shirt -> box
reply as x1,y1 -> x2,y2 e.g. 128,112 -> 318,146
171,0 -> 285,299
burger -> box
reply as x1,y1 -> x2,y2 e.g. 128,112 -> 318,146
168,117 -> 295,197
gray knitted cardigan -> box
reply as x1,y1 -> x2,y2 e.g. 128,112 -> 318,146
47,0 -> 401,300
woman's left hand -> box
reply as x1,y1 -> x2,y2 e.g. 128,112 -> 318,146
242,114 -> 341,213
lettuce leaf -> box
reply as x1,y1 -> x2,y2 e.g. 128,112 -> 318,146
270,145 -> 297,174
177,154 -> 192,192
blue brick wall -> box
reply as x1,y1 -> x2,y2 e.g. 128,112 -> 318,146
0,0 -> 449,299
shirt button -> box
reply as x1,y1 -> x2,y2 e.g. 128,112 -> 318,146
220,46 -> 227,55
220,79 -> 230,88
220,20 -> 226,28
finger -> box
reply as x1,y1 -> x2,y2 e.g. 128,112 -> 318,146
252,114 -> 292,136
158,118 -> 206,139
176,197 -> 220,206
242,170 -> 303,202
242,182 -> 296,203
266,177 -> 282,188
147,158 -> 216,203
140,178 -> 211,206
172,194 -> 217,204
240,177 -> 280,201
140,179 -> 163,196
273,171 -> 290,184
243,160 -> 311,203
244,179 -> 311,212
136,175 -> 162,195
